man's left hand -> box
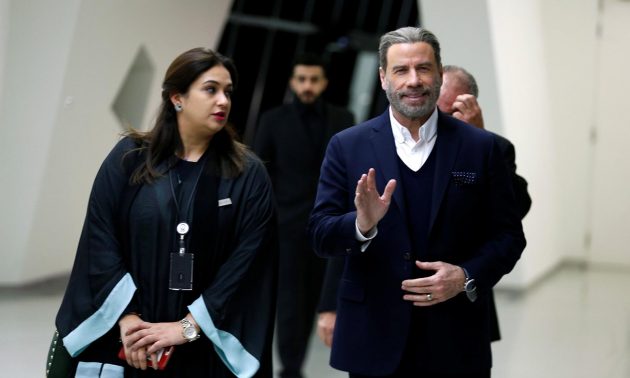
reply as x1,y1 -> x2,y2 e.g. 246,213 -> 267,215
401,261 -> 466,306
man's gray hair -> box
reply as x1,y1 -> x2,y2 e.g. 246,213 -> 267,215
443,65 -> 479,97
378,26 -> 442,72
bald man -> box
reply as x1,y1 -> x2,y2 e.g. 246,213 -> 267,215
437,65 -> 531,218
437,65 -> 531,342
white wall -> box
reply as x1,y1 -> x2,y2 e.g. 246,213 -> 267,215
419,0 -> 503,136
0,0 -> 82,284
421,0 -> 601,288
590,0 -> 630,266
0,0 -> 9,109
488,0 -> 559,288
0,0 -> 231,285
535,0 -> 598,266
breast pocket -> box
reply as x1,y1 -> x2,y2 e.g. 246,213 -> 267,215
447,171 -> 484,210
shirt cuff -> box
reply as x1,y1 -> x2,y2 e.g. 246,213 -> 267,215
355,219 -> 377,252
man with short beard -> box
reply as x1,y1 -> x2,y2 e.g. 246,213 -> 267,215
308,27 -> 525,377
252,53 -> 354,378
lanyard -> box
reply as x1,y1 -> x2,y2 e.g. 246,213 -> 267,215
168,157 -> 207,255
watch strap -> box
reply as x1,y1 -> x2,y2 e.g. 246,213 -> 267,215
462,267 -> 471,280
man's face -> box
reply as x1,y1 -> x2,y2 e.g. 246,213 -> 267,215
289,65 -> 328,104
436,71 -> 469,115
379,42 -> 442,123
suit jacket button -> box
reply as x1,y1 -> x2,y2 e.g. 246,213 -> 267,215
403,252 -> 412,261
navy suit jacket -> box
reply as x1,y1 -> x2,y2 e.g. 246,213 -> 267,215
308,110 -> 525,375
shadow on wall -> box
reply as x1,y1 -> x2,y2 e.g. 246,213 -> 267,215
112,45 -> 155,131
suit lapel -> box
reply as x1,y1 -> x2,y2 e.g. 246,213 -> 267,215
368,111 -> 407,216
429,114 -> 461,234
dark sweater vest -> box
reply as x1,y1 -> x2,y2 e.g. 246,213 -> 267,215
397,146 -> 439,372
398,146 -> 437,271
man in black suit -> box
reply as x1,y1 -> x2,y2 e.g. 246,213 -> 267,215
252,53 -> 354,378
308,27 -> 525,377
315,64 -> 532,347
440,64 -> 532,343
437,65 -> 531,219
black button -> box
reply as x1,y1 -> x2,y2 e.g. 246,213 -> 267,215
403,252 -> 412,261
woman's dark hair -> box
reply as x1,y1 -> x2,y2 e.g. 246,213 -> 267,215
126,47 -> 247,184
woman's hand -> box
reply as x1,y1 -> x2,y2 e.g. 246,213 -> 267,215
118,314 -> 158,370
120,314 -> 201,369
125,319 -> 195,354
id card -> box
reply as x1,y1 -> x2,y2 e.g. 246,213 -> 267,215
169,252 -> 194,290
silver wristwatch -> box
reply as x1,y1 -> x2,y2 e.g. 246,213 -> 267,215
462,267 -> 478,302
180,318 -> 200,342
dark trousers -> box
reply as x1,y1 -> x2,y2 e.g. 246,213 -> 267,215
275,224 -> 326,378
349,307 -> 491,378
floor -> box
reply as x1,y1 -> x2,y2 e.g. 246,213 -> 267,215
1,264 -> 629,378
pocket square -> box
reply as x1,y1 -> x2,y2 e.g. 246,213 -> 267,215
451,171 -> 477,185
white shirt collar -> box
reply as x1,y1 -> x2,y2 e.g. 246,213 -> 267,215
389,106 -> 439,145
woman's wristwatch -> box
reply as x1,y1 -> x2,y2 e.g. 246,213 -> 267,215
180,318 -> 201,342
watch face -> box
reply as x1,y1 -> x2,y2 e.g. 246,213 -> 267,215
183,326 -> 198,339
465,279 -> 476,292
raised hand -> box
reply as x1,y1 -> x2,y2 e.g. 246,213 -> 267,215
354,168 -> 396,235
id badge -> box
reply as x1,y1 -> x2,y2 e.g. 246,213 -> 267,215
169,252 -> 194,290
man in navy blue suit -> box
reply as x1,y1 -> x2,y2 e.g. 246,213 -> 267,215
308,27 -> 526,377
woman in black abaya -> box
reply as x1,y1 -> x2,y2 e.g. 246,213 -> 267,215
55,48 -> 276,378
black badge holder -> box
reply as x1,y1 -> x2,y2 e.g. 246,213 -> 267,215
169,222 -> 194,290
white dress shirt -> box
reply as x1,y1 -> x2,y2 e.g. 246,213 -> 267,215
389,106 -> 438,171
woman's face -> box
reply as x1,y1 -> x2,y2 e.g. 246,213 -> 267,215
175,64 -> 233,140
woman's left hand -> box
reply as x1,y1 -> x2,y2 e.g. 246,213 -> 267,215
119,314 -> 157,370
124,321 -> 188,355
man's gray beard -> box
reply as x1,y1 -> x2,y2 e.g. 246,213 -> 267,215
385,80 -> 441,120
